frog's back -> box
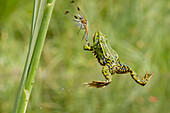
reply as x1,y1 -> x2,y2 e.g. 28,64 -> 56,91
98,31 -> 120,65
92,44 -> 107,66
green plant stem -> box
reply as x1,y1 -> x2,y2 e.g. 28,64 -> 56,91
12,0 -> 45,112
12,0 -> 56,112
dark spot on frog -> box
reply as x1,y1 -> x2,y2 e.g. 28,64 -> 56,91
102,57 -> 106,65
130,70 -> 133,73
106,58 -> 110,61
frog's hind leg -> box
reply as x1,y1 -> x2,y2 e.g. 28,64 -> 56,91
83,80 -> 111,88
129,69 -> 153,86
83,66 -> 112,88
115,63 -> 153,86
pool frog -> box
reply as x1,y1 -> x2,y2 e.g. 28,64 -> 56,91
65,1 -> 153,88
83,31 -> 153,88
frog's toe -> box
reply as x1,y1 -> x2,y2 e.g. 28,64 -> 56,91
83,81 -> 110,88
145,71 -> 154,80
82,82 -> 98,88
84,42 -> 92,50
138,72 -> 154,86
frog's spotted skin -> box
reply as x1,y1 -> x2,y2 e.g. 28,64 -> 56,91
65,1 -> 153,88
83,31 -> 153,88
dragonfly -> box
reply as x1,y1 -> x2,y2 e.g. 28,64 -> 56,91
65,0 -> 89,41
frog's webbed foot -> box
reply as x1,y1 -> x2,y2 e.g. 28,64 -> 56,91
130,70 -> 153,86
140,71 -> 153,86
115,64 -> 153,86
83,80 -> 111,88
83,66 -> 113,88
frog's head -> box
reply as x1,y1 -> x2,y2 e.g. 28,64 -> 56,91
93,31 -> 107,45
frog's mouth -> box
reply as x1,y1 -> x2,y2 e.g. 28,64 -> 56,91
93,31 -> 99,40
93,34 -> 95,40
93,31 -> 100,45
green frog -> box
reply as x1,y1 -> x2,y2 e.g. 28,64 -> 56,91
65,1 -> 153,88
83,31 -> 153,88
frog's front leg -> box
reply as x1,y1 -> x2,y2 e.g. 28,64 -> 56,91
83,65 -> 112,88
115,63 -> 153,86
84,42 -> 92,51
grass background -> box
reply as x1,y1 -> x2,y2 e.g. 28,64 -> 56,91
0,0 -> 169,113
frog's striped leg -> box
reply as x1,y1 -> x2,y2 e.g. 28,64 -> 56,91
129,70 -> 153,86
115,63 -> 153,86
83,65 -> 112,88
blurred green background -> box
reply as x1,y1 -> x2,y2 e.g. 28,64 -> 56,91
0,0 -> 170,113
